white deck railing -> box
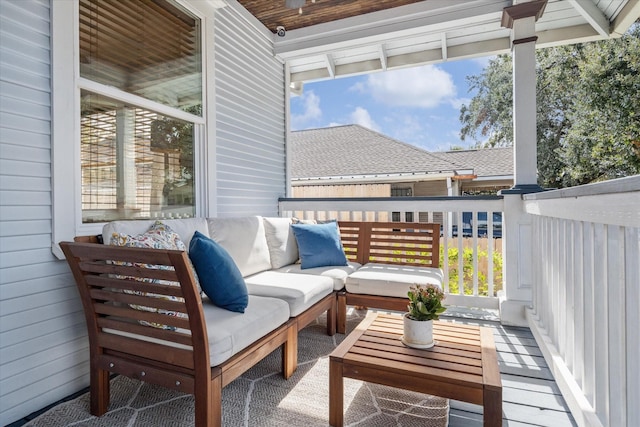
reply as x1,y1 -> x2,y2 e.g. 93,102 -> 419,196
524,176 -> 640,427
278,196 -> 504,309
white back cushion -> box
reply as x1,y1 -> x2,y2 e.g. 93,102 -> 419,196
263,217 -> 299,269
207,216 -> 272,277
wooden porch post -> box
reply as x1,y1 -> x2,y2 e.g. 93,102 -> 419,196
498,0 -> 547,326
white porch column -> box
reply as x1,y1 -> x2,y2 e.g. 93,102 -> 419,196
116,107 -> 137,211
498,0 -> 546,326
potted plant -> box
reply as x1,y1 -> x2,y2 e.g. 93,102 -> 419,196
402,284 -> 446,349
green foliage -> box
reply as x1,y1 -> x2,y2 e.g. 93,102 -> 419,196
440,244 -> 503,297
392,241 -> 504,298
459,25 -> 640,188
407,284 -> 447,321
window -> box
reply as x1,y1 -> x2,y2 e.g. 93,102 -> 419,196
391,186 -> 412,197
52,0 -> 205,256
79,0 -> 201,223
391,186 -> 413,222
80,93 -> 197,222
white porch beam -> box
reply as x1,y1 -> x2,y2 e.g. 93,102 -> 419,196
536,23 -> 602,47
567,0 -> 610,37
275,0 -> 510,58
290,38 -> 511,83
325,53 -> 335,78
378,44 -> 388,71
441,33 -> 448,60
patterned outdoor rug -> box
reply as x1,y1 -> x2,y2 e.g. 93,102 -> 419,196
24,310 -> 449,427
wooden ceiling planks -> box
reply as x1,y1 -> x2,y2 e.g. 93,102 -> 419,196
236,0 -> 425,33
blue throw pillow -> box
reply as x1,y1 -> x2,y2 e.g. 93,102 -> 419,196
188,231 -> 248,313
291,221 -> 348,269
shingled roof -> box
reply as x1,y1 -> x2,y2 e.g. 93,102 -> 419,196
290,125 -> 513,180
290,125 -> 462,180
432,147 -> 513,178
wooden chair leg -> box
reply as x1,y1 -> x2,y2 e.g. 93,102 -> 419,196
326,295 -> 337,336
282,325 -> 298,379
90,366 -> 110,416
199,375 -> 221,427
337,293 -> 347,334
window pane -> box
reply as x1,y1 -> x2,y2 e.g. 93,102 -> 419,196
79,0 -> 201,114
81,91 -> 195,223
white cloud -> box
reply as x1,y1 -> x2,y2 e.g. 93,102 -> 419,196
355,65 -> 457,109
350,107 -> 380,132
290,90 -> 322,130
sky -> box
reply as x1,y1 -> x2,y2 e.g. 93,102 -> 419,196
289,56 -> 493,152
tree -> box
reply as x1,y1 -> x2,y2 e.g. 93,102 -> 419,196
459,25 -> 640,188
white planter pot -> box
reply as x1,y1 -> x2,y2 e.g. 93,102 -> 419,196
402,313 -> 435,349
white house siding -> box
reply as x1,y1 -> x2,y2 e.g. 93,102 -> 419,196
214,8 -> 286,217
0,0 -> 90,424
0,1 -> 286,424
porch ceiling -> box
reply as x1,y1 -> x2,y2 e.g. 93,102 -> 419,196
232,0 -> 640,84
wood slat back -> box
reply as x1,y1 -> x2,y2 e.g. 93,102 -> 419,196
60,242 -> 209,372
338,221 -> 440,268
336,221 -> 367,264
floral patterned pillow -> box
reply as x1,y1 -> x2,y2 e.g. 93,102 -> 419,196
110,221 -> 187,251
110,221 -> 197,330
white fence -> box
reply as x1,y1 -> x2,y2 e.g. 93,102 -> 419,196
524,176 -> 640,427
279,196 -> 504,309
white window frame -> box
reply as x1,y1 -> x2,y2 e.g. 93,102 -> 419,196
51,0 -> 214,259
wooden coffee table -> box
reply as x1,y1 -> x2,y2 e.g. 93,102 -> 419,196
329,312 -> 502,426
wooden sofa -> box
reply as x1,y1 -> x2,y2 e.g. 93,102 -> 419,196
336,221 -> 441,334
60,241 -> 334,427
60,219 -> 439,425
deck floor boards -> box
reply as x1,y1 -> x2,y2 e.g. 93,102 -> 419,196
439,309 -> 577,427
10,306 -> 577,427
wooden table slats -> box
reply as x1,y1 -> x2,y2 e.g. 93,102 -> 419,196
344,351 -> 485,385
351,340 -> 484,371
358,335 -> 482,366
356,333 -> 483,360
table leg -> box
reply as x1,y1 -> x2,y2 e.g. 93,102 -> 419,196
483,386 -> 502,427
329,358 -> 344,427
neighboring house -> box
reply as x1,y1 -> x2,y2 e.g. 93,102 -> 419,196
432,147 -> 514,194
291,125 -> 513,198
290,125 -> 513,223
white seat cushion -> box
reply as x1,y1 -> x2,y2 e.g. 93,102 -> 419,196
104,295 -> 290,367
207,216 -> 272,277
245,271 -> 334,317
345,263 -> 444,298
275,262 -> 361,291
201,295 -> 290,366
